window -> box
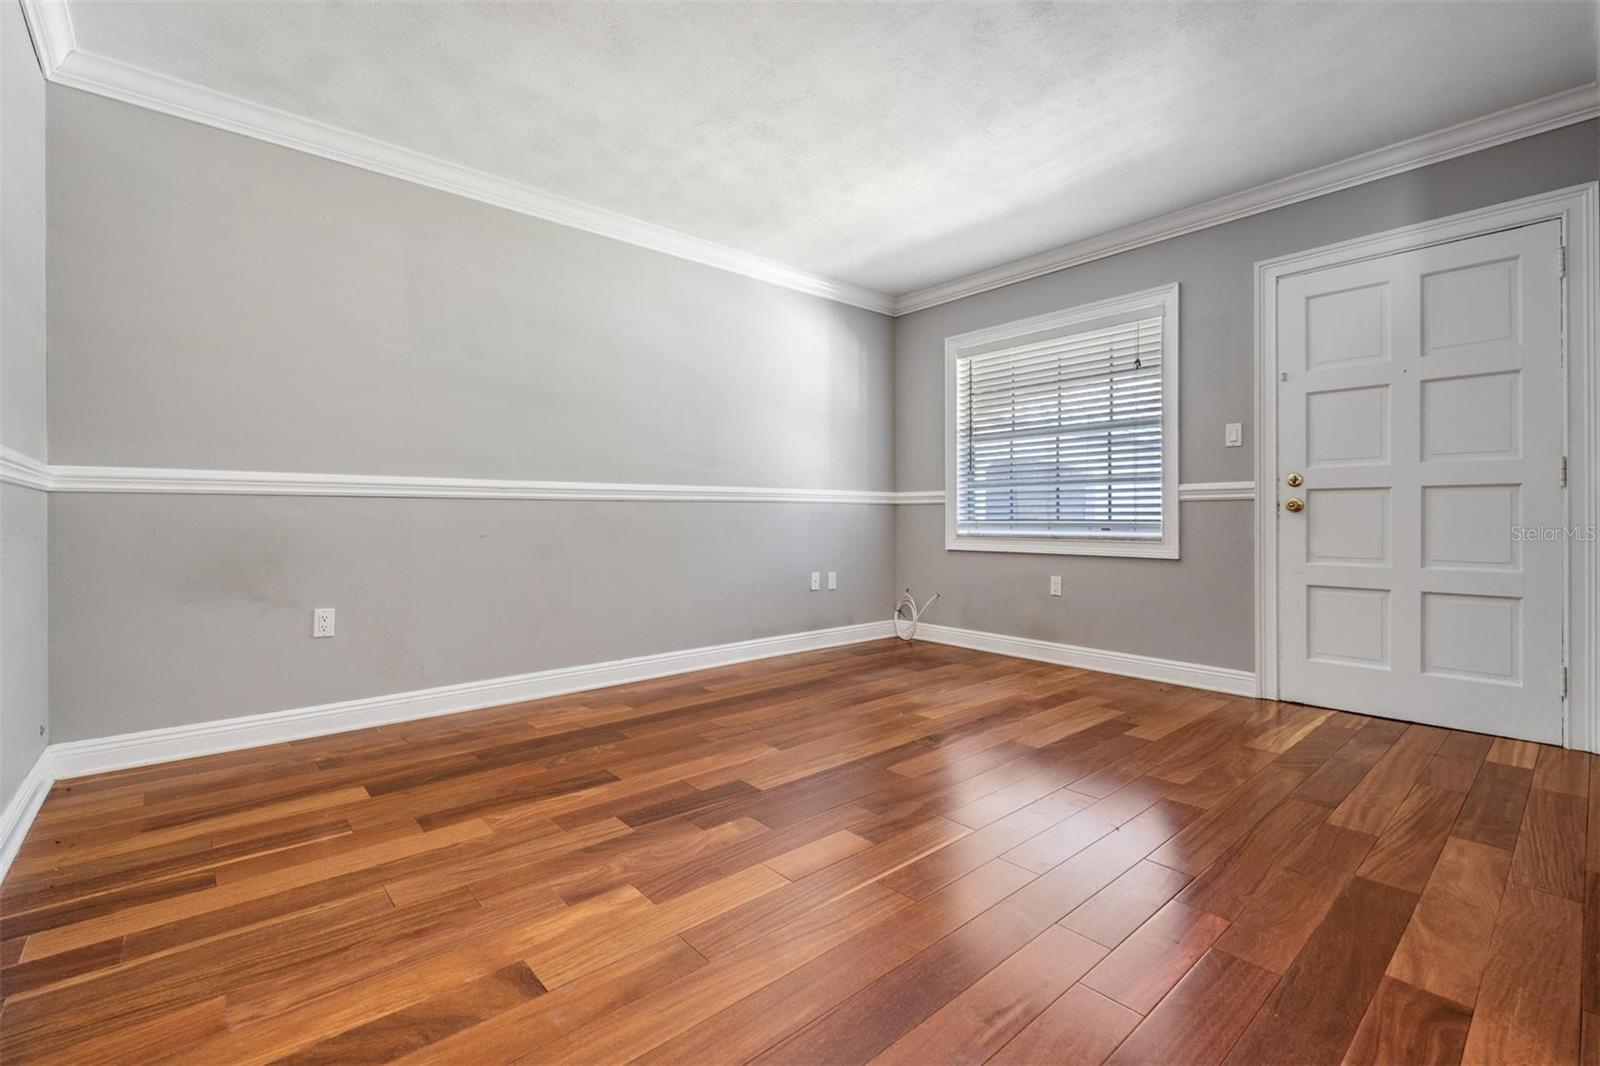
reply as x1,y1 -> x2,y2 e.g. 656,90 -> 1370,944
944,284 -> 1179,558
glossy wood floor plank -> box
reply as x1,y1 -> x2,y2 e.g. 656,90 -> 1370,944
1460,880 -> 1584,1064
1386,836 -> 1512,1009
1510,787 -> 1589,901
1342,976 -> 1471,1066
1061,858 -> 1192,948
988,983 -> 1139,1066
1209,820 -> 1376,975
1223,876 -> 1419,1064
1,639 -> 1593,1064
868,924 -> 1105,1066
1105,948 -> 1280,1066
1081,899 -> 1229,1014
1453,760 -> 1535,851
1356,784 -> 1466,894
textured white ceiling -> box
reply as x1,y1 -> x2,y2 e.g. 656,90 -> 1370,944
66,1 -> 1598,296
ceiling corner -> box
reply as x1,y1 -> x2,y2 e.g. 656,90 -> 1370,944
19,0 -> 76,76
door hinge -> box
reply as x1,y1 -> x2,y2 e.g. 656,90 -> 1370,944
1561,666 -> 1569,699
1561,456 -> 1569,488
1559,244 -> 1568,278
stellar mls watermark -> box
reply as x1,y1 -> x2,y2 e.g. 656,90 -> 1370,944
1511,525 -> 1599,542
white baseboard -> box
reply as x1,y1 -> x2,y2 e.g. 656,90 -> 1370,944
46,620 -> 895,782
0,619 -> 892,884
2,615 -> 1253,884
0,749 -> 55,882
913,623 -> 1257,697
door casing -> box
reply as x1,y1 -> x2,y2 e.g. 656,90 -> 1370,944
1253,183 -> 1599,751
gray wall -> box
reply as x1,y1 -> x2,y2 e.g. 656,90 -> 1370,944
49,495 -> 892,741
47,88 -> 892,488
1,0 -> 42,460
45,87 -> 897,742
3,486 -> 46,792
1,0 -> 48,807
894,120 -> 1600,672
32,73 -> 1600,744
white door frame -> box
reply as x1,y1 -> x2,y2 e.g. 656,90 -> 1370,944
1254,183 -> 1599,750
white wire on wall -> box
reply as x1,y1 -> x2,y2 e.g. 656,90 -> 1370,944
893,589 -> 941,641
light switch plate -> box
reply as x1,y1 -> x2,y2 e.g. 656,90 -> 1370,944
1225,422 -> 1243,447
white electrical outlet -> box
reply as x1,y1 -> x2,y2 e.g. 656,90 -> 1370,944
809,572 -> 821,591
1049,576 -> 1062,597
1225,422 -> 1243,447
312,607 -> 336,638
827,571 -> 838,590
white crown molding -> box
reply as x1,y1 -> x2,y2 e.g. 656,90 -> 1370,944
47,620 -> 896,780
0,446 -> 51,491
20,8 -> 894,318
22,3 -> 1594,320
912,622 -> 1257,697
0,748 -> 53,883
17,0 -> 72,73
893,83 -> 1600,316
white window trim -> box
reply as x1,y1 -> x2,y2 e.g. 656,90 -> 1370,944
943,283 -> 1181,558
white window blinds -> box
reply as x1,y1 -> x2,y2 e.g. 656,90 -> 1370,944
955,314 -> 1165,540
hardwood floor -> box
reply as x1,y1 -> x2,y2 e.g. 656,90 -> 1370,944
1,639 -> 1593,1064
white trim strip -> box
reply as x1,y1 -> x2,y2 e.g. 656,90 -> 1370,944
1,457 -> 902,504
0,447 -> 51,492
912,622 -> 1257,697
0,749 -> 53,884
47,464 -> 907,505
1177,481 -> 1257,502
0,456 -> 1255,504
897,483 -> 1256,505
0,451 -> 1254,502
47,620 -> 896,781
894,84 -> 1600,315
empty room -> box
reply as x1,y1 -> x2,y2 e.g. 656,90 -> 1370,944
1,1 -> 1598,1062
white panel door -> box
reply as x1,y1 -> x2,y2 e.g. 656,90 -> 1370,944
1276,220 -> 1566,742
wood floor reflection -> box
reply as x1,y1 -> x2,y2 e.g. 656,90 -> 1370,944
1,639 -> 1593,1064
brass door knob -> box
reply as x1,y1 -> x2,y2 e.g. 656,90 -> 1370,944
1284,498 -> 1305,513
1286,472 -> 1303,487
